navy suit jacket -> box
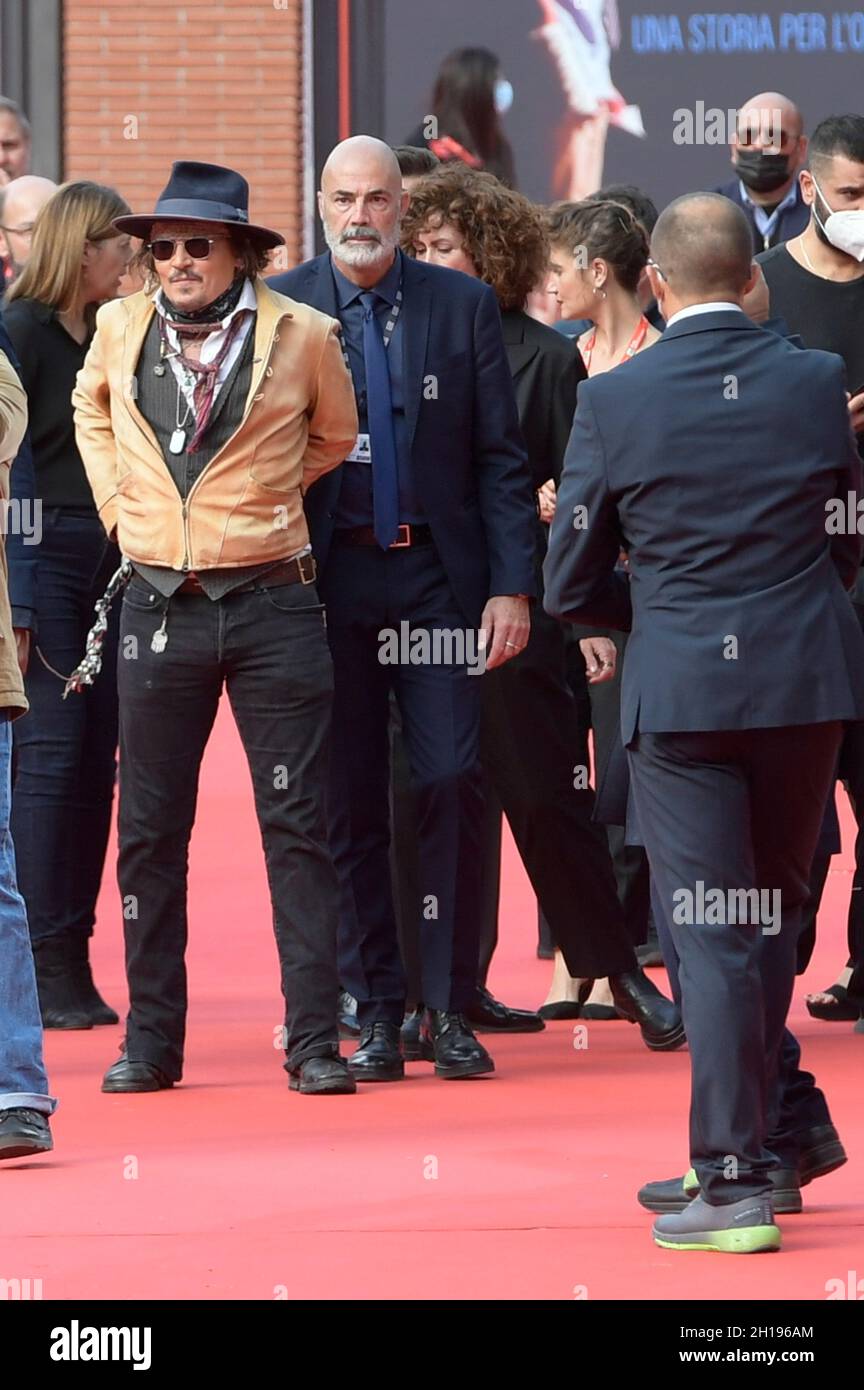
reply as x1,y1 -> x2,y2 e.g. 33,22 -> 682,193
268,254 -> 537,625
544,310 -> 864,745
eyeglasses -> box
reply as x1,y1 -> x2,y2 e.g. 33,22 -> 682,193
147,235 -> 230,262
647,257 -> 668,282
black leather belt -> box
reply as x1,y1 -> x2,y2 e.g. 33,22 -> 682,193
177,554 -> 317,594
333,523 -> 433,548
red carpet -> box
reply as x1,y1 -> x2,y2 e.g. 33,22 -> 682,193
5,702 -> 862,1301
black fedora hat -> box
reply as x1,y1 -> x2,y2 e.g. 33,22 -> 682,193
114,160 -> 284,249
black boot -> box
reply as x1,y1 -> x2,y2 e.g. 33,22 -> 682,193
66,935 -> 120,1025
420,1010 -> 495,1079
32,938 -> 93,1030
348,1023 -> 405,1082
608,968 -> 686,1051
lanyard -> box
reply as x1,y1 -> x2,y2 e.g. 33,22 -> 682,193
338,278 -> 403,376
582,315 -> 650,373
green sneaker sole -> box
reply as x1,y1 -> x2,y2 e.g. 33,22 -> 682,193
653,1224 -> 782,1254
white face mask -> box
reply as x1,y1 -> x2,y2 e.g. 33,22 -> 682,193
812,176 -> 864,262
494,78 -> 514,116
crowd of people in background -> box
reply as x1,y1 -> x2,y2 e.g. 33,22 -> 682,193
0,52 -> 862,1254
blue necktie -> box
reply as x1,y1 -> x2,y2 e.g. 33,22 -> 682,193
360,290 -> 399,549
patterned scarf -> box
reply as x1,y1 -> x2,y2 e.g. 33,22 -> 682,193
158,276 -> 252,452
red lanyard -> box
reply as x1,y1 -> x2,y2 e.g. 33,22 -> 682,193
582,315 -> 650,373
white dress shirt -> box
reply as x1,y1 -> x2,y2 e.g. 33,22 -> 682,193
665,302 -> 744,328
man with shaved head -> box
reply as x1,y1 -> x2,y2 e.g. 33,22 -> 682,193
0,175 -> 56,287
270,136 -> 537,1083
713,91 -> 809,252
545,191 -> 864,1252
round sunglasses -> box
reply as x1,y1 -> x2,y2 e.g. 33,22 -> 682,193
147,235 -> 230,262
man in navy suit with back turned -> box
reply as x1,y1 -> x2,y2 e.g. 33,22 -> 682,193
545,192 -> 864,1252
270,136 -> 537,1083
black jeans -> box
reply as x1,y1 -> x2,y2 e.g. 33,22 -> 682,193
116,573 -> 340,1078
12,509 -> 120,944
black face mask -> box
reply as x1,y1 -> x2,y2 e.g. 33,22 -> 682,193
735,148 -> 792,193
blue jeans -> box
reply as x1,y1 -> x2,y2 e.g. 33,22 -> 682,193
0,716 -> 56,1113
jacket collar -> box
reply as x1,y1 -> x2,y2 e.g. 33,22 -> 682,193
500,308 -> 540,377
659,308 -> 760,343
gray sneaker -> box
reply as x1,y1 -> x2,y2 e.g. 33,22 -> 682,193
652,1193 -> 781,1253
639,1165 -> 801,1214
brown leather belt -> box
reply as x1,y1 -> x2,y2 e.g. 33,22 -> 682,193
333,523 -> 433,548
177,553 -> 317,594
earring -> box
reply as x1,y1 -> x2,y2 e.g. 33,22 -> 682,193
593,285 -> 607,299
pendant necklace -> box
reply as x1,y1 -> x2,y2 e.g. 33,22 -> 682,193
170,376 -> 194,454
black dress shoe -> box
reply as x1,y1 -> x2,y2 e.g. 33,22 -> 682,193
288,1055 -> 357,1094
465,986 -> 545,1034
420,1010 -> 495,1079
0,1108 -> 53,1160
102,1054 -> 174,1093
608,968 -> 686,1051
32,938 -> 93,1030
337,990 -> 361,1040
66,935 -> 120,1025
401,1006 -> 425,1060
796,1123 -> 847,1185
638,1165 -> 802,1215
348,1022 -> 405,1082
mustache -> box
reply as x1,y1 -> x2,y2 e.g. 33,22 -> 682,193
339,228 -> 382,242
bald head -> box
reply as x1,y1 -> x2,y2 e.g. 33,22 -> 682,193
318,135 -> 408,287
0,174 -> 57,274
736,92 -> 803,149
321,136 -> 402,197
651,194 -> 755,303
1,175 -> 57,225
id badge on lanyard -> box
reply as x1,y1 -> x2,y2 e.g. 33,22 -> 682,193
345,432 -> 372,464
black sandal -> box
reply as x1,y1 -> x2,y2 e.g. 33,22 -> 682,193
806,984 -> 863,1022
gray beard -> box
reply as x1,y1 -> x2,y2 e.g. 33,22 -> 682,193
322,218 -> 400,270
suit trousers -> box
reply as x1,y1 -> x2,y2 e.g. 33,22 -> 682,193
629,722 -> 842,1204
116,575 -> 341,1079
391,582 -> 637,992
649,875 -> 834,1168
321,542 -> 484,1026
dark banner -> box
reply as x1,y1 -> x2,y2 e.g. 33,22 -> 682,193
381,2 -> 864,209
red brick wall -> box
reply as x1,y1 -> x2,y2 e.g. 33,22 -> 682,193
64,0 -> 306,268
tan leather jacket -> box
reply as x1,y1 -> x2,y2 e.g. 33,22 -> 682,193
0,350 -> 28,717
72,278 -> 357,570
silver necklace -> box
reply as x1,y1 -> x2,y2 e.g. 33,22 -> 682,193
170,375 -> 194,455
799,237 -> 837,281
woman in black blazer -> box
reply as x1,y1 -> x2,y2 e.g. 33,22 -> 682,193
392,166 -> 681,1048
